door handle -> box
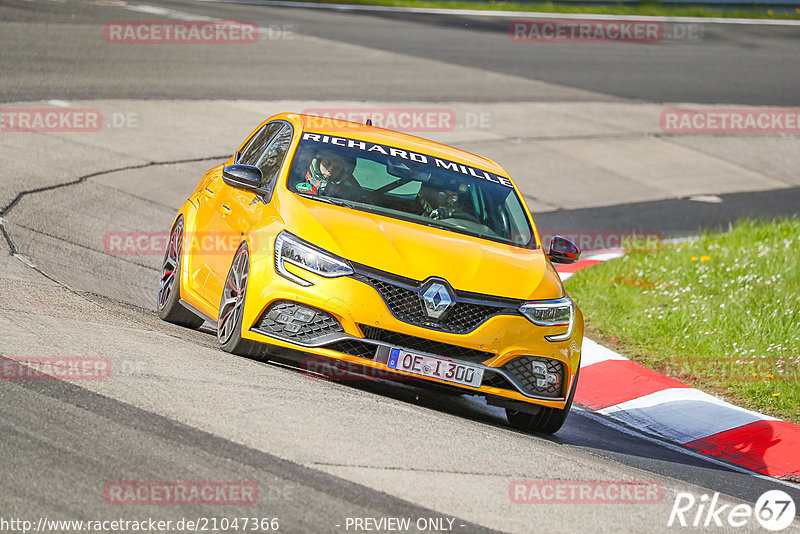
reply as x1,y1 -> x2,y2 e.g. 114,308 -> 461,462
204,187 -> 215,197
221,204 -> 231,216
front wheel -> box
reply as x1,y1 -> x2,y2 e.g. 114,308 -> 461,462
217,243 -> 270,361
506,364 -> 580,434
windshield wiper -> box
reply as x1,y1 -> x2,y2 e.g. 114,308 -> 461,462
420,218 -> 487,241
296,193 -> 355,208
421,220 -> 451,232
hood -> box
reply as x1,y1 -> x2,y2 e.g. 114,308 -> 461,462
279,193 -> 563,301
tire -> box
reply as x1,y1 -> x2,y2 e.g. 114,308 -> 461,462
506,364 -> 580,434
217,242 -> 270,361
157,217 -> 205,329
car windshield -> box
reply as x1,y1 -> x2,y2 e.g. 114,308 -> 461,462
286,133 -> 535,248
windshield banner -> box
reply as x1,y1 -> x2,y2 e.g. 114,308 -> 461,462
301,132 -> 513,188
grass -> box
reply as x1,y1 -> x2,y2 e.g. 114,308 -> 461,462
566,218 -> 800,423
277,0 -> 800,20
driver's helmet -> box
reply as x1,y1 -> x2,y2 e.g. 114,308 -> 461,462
305,149 -> 355,193
422,177 -> 469,214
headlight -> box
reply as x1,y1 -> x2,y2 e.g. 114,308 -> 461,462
274,231 -> 353,287
519,297 -> 574,342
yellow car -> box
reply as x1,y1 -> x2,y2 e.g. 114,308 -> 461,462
158,113 -> 584,433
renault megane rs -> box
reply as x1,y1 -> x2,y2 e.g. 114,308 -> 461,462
158,113 -> 583,433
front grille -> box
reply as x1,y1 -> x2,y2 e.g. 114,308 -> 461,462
502,356 -> 564,398
351,265 -> 518,334
254,301 -> 343,344
323,339 -> 377,360
481,372 -> 515,390
445,302 -> 507,333
359,324 -> 494,364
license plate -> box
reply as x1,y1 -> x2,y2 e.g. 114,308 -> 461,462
387,348 -> 484,388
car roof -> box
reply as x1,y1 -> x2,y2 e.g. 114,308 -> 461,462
273,113 -> 512,179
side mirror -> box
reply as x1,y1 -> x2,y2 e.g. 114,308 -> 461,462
223,164 -> 262,191
547,235 -> 581,264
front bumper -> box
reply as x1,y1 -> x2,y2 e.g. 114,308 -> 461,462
241,252 -> 583,410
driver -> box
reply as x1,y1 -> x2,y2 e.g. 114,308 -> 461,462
302,149 -> 360,199
419,179 -> 470,220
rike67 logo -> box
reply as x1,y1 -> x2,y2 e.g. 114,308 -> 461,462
668,490 -> 796,531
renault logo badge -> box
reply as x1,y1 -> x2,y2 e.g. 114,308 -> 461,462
421,281 -> 454,319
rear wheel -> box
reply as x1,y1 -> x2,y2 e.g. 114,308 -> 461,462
217,243 -> 270,361
506,364 -> 580,434
157,218 -> 204,329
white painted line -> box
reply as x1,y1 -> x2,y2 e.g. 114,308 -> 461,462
575,408 -> 800,490
599,387 -> 776,443
556,250 -> 621,281
586,251 -> 624,262
127,5 -> 174,15
124,2 -> 294,40
603,388 -> 779,422
587,248 -> 625,256
199,0 -> 800,27
601,387 -> 775,419
580,337 -> 628,367
688,194 -> 724,203
128,3 -> 214,20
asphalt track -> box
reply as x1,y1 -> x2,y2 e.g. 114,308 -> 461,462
2,0 -> 800,104
1,1 -> 799,533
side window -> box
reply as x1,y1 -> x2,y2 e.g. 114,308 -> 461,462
504,192 -> 532,245
239,122 -> 282,166
254,125 -> 292,187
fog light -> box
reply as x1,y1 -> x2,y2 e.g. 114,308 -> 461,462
531,360 -> 560,389
284,323 -> 302,333
294,308 -> 316,323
